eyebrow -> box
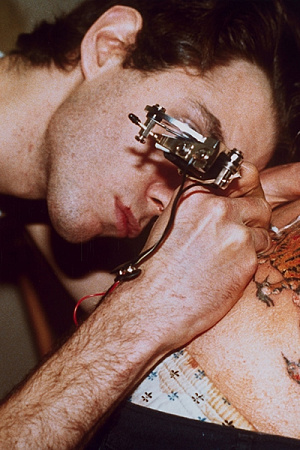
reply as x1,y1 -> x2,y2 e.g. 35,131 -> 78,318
189,99 -> 224,142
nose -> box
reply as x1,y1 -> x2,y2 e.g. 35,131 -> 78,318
146,182 -> 176,216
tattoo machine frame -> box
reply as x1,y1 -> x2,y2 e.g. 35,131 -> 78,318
114,105 -> 244,282
129,104 -> 243,189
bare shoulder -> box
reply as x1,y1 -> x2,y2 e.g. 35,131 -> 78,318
188,204 -> 300,438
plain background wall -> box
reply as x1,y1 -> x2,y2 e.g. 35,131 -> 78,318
0,0 -> 82,52
0,0 -> 82,399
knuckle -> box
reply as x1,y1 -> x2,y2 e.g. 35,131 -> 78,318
232,225 -> 252,247
209,197 -> 230,220
230,226 -> 255,255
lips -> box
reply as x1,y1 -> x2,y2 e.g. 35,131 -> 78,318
115,198 -> 141,238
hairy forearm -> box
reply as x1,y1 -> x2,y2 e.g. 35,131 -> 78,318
0,169 -> 272,447
0,283 -> 162,449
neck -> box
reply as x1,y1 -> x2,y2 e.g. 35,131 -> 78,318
0,56 -> 82,199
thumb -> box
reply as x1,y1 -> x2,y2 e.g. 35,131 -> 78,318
260,163 -> 300,208
252,227 -> 273,254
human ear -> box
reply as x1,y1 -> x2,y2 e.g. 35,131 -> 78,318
81,5 -> 142,80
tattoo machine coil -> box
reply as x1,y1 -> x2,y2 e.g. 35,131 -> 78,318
129,104 -> 243,189
114,105 -> 244,282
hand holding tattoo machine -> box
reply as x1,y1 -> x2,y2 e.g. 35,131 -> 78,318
116,104 -> 243,277
73,105 -> 243,324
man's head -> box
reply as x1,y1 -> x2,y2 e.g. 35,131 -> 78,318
12,0 -> 283,77
9,1 -> 294,242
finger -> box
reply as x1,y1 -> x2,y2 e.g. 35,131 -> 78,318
232,196 -> 272,229
251,227 -> 273,254
261,163 -> 300,208
225,161 -> 265,199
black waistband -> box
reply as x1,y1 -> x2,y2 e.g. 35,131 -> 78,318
87,402 -> 300,450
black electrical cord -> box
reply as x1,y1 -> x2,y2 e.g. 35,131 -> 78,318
113,160 -> 202,282
74,164 -> 205,322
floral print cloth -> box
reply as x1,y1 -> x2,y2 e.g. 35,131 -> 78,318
130,348 -> 255,431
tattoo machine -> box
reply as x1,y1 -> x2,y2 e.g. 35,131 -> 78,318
112,105 -> 244,282
74,104 -> 245,320
129,104 -> 243,189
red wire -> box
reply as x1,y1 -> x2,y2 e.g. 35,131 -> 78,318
73,281 -> 120,326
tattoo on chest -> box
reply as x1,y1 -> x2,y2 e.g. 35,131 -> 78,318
254,220 -> 300,385
255,225 -> 300,307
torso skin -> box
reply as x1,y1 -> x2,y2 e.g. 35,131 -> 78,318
188,201 -> 300,439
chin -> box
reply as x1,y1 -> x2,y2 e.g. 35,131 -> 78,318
55,224 -> 94,243
48,211 -> 98,243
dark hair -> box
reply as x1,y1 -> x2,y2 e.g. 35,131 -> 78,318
10,0 -> 300,164
11,0 -> 281,74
